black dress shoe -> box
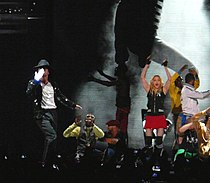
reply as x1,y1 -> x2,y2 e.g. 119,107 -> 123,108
42,162 -> 46,168
52,164 -> 60,171
37,161 -> 46,168
74,157 -> 81,164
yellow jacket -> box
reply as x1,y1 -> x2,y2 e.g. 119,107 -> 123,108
63,122 -> 104,139
169,72 -> 182,114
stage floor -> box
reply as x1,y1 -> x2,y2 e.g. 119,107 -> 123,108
0,147 -> 209,183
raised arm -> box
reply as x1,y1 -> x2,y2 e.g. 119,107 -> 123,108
63,122 -> 80,138
140,64 -> 150,93
26,68 -> 45,97
170,64 -> 188,86
162,60 -> 171,94
93,124 -> 105,139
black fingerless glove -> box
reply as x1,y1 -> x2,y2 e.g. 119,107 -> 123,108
161,60 -> 168,67
146,60 -> 151,65
146,56 -> 151,65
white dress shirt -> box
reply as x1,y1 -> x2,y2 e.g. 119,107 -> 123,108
181,83 -> 210,115
41,82 -> 57,109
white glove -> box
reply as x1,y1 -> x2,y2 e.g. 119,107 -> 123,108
34,68 -> 45,82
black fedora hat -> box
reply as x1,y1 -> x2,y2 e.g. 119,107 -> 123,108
33,59 -> 52,70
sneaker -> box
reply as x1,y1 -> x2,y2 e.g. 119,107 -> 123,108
74,155 -> 81,164
134,157 -> 143,168
41,161 -> 45,168
152,165 -> 161,172
115,154 -> 124,169
52,164 -> 60,171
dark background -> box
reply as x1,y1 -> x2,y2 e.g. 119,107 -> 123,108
0,0 -> 123,159
0,1 -> 209,182
0,0 -> 193,159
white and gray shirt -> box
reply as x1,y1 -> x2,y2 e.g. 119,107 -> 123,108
181,83 -> 210,115
41,82 -> 57,109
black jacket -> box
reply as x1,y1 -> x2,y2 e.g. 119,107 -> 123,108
26,79 -> 76,119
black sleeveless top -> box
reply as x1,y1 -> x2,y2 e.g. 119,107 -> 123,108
147,91 -> 166,116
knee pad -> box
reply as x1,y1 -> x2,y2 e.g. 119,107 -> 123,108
155,136 -> 163,148
145,136 -> 153,147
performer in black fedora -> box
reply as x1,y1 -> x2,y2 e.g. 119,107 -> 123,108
26,59 -> 82,168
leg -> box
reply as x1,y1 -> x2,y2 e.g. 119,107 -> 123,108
155,129 -> 164,158
36,111 -> 57,166
116,108 -> 129,146
143,129 -> 154,157
176,115 -> 184,145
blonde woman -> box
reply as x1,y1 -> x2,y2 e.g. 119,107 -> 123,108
140,58 -> 171,154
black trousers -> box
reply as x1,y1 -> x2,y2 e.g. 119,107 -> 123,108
36,109 -> 58,165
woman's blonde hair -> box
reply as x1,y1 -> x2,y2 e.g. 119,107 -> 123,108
149,75 -> 164,94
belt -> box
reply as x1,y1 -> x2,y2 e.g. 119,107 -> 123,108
42,108 -> 57,112
147,109 -> 164,113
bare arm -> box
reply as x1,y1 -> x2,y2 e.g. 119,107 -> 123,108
140,64 -> 150,93
179,107 -> 210,134
178,122 -> 193,134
